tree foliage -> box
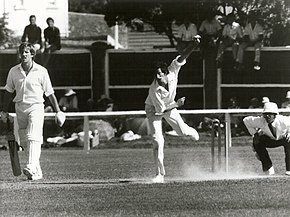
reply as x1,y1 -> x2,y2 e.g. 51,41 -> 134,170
0,14 -> 15,49
104,0 -> 290,46
69,0 -> 108,14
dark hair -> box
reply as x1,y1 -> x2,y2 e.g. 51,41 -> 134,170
18,42 -> 36,57
46,17 -> 54,25
29,15 -> 36,20
155,61 -> 169,75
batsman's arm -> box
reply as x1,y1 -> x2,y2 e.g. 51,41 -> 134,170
47,93 -> 61,113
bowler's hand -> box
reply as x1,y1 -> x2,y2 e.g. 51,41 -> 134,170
0,111 -> 9,123
177,97 -> 186,107
192,35 -> 201,44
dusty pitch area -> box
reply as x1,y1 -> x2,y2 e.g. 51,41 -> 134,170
1,146 -> 290,216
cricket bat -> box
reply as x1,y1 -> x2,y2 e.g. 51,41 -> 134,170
7,119 -> 22,176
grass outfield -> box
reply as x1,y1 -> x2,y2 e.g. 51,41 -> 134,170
1,144 -> 290,217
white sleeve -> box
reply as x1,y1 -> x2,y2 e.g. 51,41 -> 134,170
4,69 -> 15,93
42,70 -> 54,97
243,116 -> 263,135
168,56 -> 186,75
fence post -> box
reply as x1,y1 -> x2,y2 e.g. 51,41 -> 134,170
217,68 -> 222,109
83,116 -> 90,152
224,113 -> 231,174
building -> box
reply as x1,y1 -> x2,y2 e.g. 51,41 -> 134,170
0,0 -> 69,37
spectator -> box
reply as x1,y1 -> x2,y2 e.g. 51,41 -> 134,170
281,91 -> 290,108
59,89 -> 79,112
216,13 -> 243,68
248,97 -> 262,109
21,15 -> 42,52
235,13 -> 264,71
96,94 -> 115,111
42,17 -> 61,66
228,97 -> 241,136
262,97 -> 270,105
199,11 -> 222,58
176,17 -> 198,53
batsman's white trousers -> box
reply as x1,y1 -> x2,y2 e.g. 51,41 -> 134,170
15,102 -> 44,172
145,105 -> 200,141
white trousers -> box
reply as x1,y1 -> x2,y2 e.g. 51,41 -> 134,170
145,105 -> 199,175
15,102 -> 44,173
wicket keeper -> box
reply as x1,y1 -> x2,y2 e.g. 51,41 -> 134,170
145,37 -> 200,183
1,42 -> 65,180
243,102 -> 290,176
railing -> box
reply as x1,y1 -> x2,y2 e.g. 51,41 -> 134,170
6,108 -> 290,174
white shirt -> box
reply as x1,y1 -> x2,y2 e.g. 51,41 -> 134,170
145,56 -> 186,113
244,23 -> 264,41
199,19 -> 222,35
5,62 -> 54,104
243,115 -> 290,140
222,22 -> 243,40
178,23 -> 198,41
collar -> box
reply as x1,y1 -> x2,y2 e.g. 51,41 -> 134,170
18,61 -> 37,72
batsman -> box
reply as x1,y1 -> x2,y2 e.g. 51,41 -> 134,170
0,42 -> 65,180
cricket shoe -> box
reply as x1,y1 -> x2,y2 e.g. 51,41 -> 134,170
265,166 -> 275,175
285,171 -> 290,176
152,174 -> 164,183
23,167 -> 43,180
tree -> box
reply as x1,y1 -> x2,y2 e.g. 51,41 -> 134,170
69,0 -> 108,14
104,0 -> 290,47
0,14 -> 14,49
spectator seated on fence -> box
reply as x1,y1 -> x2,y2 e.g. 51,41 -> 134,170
281,91 -> 290,109
216,13 -> 243,69
42,17 -> 61,66
59,89 -> 79,112
199,10 -> 222,58
21,15 -> 42,52
176,17 -> 198,54
235,12 -> 264,71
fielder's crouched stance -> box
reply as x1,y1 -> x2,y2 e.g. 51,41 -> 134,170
1,43 -> 65,180
145,38 -> 200,183
243,102 -> 290,176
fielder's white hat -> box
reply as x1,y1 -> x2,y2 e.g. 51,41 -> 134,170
286,91 -> 290,99
263,102 -> 279,114
64,89 -> 76,97
262,97 -> 270,104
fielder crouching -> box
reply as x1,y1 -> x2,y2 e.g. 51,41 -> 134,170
145,37 -> 200,183
243,102 -> 290,176
0,42 -> 65,180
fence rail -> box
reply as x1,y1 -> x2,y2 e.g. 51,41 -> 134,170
5,108 -> 290,174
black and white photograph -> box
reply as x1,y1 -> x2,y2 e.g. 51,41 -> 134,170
1,0 -> 290,216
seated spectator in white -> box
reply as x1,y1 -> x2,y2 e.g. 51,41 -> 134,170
216,13 -> 243,68
176,17 -> 198,53
235,13 -> 264,71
